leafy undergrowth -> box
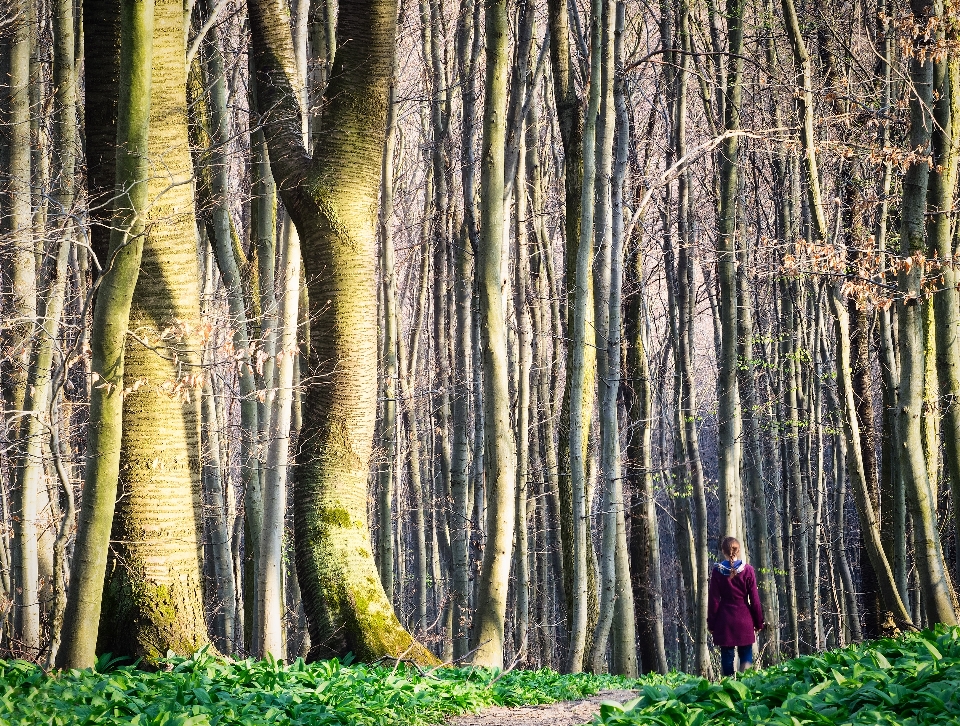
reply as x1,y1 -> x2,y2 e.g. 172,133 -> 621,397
597,625 -> 960,726
3,627 -> 957,726
0,650 -> 640,726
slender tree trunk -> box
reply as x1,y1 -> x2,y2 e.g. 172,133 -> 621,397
608,1 -> 636,677
546,0 -> 594,663
469,0 -> 516,668
928,1 -> 960,598
841,157 -> 884,637
377,78 -> 399,603
398,233 -> 431,634
4,0 -> 37,644
451,0 -> 478,660
895,0 -> 959,625
258,220 -> 300,658
587,0 -> 618,674
451,226 -> 473,661
716,0 -> 745,544
564,0 -> 602,674
201,21 -> 249,655
513,127 -> 533,662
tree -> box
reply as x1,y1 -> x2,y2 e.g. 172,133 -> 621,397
248,0 -> 436,663
57,0 -> 154,670
97,0 -> 210,660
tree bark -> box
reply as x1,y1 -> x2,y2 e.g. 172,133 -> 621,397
468,0 -> 516,668
98,0 -> 210,661
895,0 -> 959,626
56,0 -> 153,669
716,0 -> 745,545
249,0 -> 436,663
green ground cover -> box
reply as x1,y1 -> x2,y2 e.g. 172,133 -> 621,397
596,626 -> 960,726
0,627 -> 956,725
0,650 -> 638,726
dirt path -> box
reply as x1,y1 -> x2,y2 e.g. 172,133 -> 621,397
444,690 -> 637,726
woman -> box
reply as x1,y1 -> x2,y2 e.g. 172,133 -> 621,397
707,536 -> 764,677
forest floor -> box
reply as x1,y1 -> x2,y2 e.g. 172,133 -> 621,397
446,689 -> 637,726
0,628 -> 957,724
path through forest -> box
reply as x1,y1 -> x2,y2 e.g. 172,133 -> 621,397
445,690 -> 637,726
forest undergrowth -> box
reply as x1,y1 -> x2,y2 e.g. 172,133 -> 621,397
0,627 -> 957,726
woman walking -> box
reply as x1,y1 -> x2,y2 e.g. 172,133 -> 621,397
708,536 -> 764,676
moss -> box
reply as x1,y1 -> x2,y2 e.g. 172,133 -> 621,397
99,554 -> 210,666
319,506 -> 352,529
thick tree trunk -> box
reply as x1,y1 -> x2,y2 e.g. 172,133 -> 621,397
98,0 -> 210,661
249,0 -> 436,663
56,0 -> 153,669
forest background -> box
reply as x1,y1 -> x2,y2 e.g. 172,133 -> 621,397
0,0 -> 958,681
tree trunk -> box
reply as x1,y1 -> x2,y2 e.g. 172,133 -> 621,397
587,0 -> 618,674
98,0 -> 210,661
564,0 -> 602,674
377,77 -> 399,603
249,0 -> 436,663
928,2 -> 960,600
895,0 -> 959,625
56,0 -> 153,669
469,0 -> 516,668
716,0 -> 745,545
258,219 -> 300,658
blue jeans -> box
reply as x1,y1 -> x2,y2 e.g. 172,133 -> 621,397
720,645 -> 753,676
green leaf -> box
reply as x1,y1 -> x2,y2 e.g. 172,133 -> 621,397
919,639 -> 943,660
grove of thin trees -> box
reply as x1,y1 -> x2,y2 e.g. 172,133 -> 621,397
0,0 -> 959,678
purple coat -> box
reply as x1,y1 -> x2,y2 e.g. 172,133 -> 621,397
707,562 -> 764,647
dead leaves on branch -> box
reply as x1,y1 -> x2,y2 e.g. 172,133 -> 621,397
779,239 -> 957,312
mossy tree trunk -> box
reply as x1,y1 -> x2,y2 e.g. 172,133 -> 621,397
57,0 -> 154,670
248,0 -> 436,663
563,0 -> 602,674
97,0 -> 210,661
546,0 -> 598,666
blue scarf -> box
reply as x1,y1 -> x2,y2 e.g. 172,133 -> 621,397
716,559 -> 745,576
